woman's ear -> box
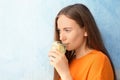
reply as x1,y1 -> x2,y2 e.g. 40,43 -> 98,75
84,32 -> 88,37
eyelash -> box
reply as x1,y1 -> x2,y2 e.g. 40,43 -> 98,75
57,29 -> 71,33
65,29 -> 70,32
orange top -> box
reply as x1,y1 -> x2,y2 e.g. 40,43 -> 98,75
69,50 -> 114,80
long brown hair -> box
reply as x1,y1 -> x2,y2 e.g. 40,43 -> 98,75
53,3 -> 116,80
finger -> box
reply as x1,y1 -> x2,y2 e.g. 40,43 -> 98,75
48,50 -> 61,58
49,61 -> 55,67
49,56 -> 56,67
51,49 -> 64,57
49,56 -> 55,61
55,49 -> 65,56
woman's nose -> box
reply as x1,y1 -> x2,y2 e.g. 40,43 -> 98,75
60,33 -> 66,41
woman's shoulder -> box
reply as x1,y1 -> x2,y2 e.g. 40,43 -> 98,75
87,50 -> 114,80
72,49 -> 110,64
90,50 -> 110,63
91,50 -> 107,57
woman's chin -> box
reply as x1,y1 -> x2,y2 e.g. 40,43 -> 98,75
66,47 -> 73,51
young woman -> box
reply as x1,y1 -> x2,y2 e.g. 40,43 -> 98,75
48,3 -> 115,80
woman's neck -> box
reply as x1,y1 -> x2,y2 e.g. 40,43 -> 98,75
75,45 -> 92,59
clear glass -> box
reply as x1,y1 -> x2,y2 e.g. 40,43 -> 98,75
51,41 -> 66,54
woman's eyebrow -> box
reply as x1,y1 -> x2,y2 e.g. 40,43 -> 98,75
57,27 -> 72,30
63,27 -> 72,29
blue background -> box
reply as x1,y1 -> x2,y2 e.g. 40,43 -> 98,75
0,0 -> 120,80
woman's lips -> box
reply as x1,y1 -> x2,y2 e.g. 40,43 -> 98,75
63,43 -> 69,47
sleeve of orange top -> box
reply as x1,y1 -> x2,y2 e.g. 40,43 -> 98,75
87,54 -> 114,80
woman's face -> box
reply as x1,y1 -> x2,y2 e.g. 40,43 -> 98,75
57,15 -> 87,51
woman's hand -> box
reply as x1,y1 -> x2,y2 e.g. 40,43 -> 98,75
48,49 -> 72,80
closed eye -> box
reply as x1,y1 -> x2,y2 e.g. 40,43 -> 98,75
64,29 -> 71,32
57,27 -> 72,33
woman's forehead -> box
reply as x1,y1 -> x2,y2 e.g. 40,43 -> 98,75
57,15 -> 78,28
